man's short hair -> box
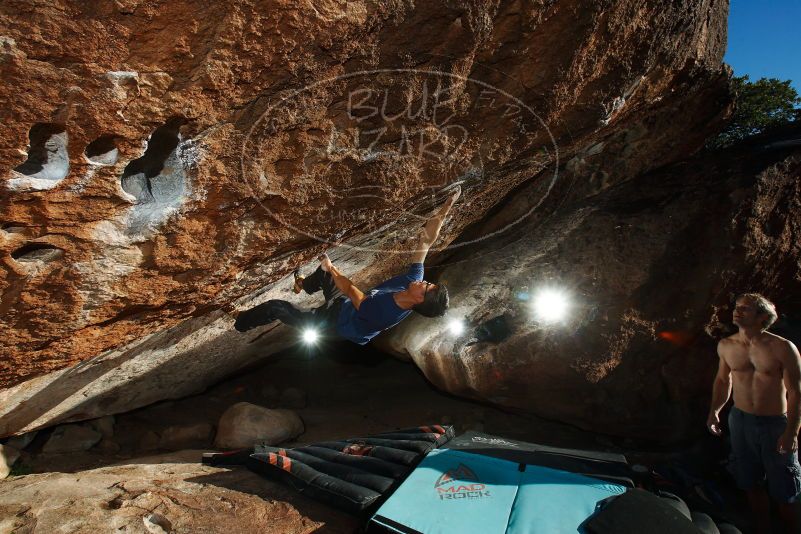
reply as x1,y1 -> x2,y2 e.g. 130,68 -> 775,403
737,292 -> 778,329
413,283 -> 449,318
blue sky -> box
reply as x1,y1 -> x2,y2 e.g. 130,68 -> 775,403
724,0 -> 801,92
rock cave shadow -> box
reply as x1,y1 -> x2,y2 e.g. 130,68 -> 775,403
0,310 -> 267,438
0,344 -> 153,437
268,338 -> 394,368
59,320 -> 293,419
8,325 -> 400,475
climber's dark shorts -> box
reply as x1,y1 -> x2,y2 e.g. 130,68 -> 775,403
727,406 -> 801,503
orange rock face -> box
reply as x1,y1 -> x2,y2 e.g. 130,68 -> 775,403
1,0 -> 732,435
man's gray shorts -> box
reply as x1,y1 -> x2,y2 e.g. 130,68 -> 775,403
728,406 -> 801,503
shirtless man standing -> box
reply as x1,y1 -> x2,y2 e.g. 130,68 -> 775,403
708,293 -> 801,533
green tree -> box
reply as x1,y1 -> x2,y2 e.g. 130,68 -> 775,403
708,75 -> 801,149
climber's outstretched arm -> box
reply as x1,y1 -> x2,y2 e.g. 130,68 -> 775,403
319,254 -> 366,310
411,187 -> 461,263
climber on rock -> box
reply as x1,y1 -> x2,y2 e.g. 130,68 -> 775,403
233,186 -> 460,344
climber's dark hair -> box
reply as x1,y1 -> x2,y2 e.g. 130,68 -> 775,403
413,283 -> 449,318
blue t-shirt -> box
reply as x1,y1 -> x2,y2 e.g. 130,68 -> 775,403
336,263 -> 424,345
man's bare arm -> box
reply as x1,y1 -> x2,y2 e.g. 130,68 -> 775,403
779,339 -> 801,453
707,341 -> 733,435
320,255 -> 367,310
411,187 -> 460,264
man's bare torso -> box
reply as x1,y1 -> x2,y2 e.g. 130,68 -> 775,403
720,332 -> 790,416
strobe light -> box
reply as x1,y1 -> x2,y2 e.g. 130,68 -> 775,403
447,318 -> 465,336
532,288 -> 570,324
302,328 -> 320,345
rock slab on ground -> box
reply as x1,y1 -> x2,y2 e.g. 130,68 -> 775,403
143,513 -> 172,534
0,450 -> 357,533
215,402 -> 304,449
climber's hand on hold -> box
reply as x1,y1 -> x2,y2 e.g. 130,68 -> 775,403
319,253 -> 333,272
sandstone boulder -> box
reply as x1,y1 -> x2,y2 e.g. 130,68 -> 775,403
137,430 -> 161,451
42,423 -> 102,453
95,438 -> 121,454
158,423 -> 214,450
215,402 -> 304,449
0,444 -> 20,479
3,430 -> 37,451
89,415 -> 115,439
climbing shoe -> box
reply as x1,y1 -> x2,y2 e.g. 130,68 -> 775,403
292,269 -> 305,294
